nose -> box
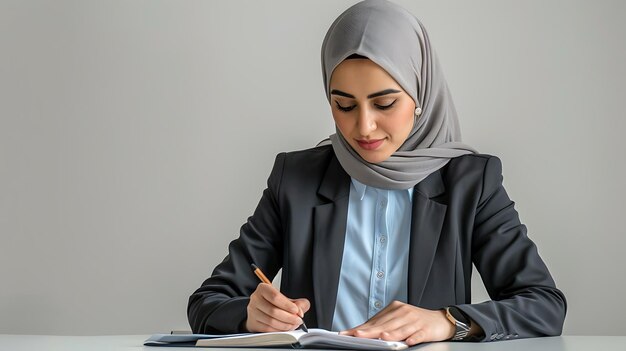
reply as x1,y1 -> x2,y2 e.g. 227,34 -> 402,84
357,107 -> 377,136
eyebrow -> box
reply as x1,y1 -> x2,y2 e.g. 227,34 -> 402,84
330,88 -> 401,99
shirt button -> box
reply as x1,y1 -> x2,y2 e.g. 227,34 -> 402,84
376,271 -> 384,279
374,301 -> 382,309
379,235 -> 387,244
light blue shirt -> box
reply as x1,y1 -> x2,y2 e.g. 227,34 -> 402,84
331,177 -> 414,331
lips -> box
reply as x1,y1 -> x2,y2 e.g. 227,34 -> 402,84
356,138 -> 384,150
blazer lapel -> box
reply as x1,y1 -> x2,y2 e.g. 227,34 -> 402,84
312,154 -> 350,330
407,169 -> 447,306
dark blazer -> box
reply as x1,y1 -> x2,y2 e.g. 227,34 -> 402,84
187,145 -> 566,342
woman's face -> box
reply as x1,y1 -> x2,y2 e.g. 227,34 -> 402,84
329,58 -> 416,164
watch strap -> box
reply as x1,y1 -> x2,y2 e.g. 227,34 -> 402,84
446,306 -> 471,341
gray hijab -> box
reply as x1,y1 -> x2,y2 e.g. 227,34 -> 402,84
318,0 -> 478,190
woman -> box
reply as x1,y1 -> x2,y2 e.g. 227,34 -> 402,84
187,0 -> 566,345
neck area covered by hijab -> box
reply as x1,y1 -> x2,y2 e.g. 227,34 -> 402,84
317,0 -> 478,190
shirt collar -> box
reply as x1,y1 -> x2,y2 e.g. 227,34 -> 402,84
351,177 -> 413,202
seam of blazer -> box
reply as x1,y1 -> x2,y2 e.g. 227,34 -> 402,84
477,155 -> 502,210
273,152 -> 287,212
470,154 -> 493,255
479,155 -> 490,207
275,152 -> 288,289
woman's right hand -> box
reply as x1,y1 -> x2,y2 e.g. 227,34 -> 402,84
245,283 -> 310,332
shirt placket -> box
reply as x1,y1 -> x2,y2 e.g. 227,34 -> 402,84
368,189 -> 389,319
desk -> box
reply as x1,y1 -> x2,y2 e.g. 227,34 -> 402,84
0,335 -> 624,351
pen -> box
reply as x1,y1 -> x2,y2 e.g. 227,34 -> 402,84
250,263 -> 309,333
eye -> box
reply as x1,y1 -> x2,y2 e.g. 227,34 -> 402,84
375,100 -> 397,110
335,101 -> 355,112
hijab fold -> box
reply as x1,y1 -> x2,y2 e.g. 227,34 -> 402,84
318,0 -> 478,190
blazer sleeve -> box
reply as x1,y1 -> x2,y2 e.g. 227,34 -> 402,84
455,156 -> 567,341
187,152 -> 287,334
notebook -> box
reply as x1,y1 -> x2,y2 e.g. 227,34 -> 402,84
144,328 -> 409,350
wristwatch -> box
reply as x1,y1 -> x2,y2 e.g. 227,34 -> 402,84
445,306 -> 471,341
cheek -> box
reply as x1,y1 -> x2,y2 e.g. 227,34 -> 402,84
332,112 -> 352,133
401,103 -> 416,131
402,110 -> 415,133
386,107 -> 414,136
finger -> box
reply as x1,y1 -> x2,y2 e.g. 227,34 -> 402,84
257,284 -> 301,315
338,302 -> 411,336
352,328 -> 384,339
246,304 -> 280,333
339,319 -> 382,336
406,330 -> 427,346
351,317 -> 409,339
250,287 -> 301,325
350,323 -> 395,339
339,323 -> 366,336
249,312 -> 298,332
246,294 -> 300,333
256,311 -> 301,331
254,295 -> 304,326
379,324 -> 419,342
348,312 -> 401,333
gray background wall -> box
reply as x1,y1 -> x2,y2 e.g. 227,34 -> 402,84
1,0 -> 624,336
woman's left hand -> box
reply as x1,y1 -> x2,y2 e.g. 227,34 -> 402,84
339,301 -> 455,346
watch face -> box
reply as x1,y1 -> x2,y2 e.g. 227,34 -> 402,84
449,307 -> 470,325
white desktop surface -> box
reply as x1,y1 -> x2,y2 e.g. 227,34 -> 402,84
0,335 -> 624,351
